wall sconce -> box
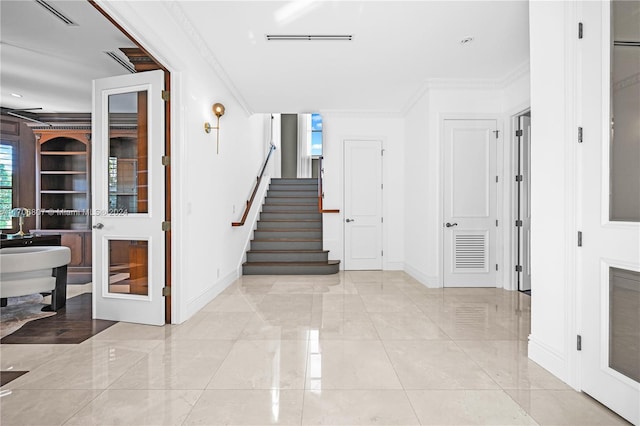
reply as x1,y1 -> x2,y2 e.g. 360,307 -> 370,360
11,207 -> 31,237
204,102 -> 226,154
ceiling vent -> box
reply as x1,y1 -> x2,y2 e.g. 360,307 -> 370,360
35,0 -> 77,26
266,34 -> 353,41
104,51 -> 136,74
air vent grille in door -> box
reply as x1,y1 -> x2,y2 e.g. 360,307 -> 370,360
454,233 -> 487,271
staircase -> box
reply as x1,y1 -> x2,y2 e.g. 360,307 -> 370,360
242,178 -> 340,275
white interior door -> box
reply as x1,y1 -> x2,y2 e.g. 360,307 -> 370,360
443,119 -> 498,287
518,115 -> 532,291
580,2 -> 639,424
344,140 -> 382,270
92,70 -> 165,326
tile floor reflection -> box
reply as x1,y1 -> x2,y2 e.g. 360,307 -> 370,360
0,272 -> 630,425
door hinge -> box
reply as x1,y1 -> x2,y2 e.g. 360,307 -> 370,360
496,176 -> 499,183
381,217 -> 384,223
516,265 -> 523,272
162,155 -> 170,166
381,149 -> 385,156
578,127 -> 583,143
162,221 -> 171,232
516,175 -> 523,182
578,231 -> 582,247
381,183 -> 384,190
515,220 -> 523,227
161,90 -> 170,101
515,129 -> 523,137
493,130 -> 500,138
578,22 -> 583,39
577,335 -> 582,351
381,250 -> 384,256
496,219 -> 499,227
162,286 -> 171,297
496,264 -> 499,271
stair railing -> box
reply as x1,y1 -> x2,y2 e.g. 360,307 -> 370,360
318,156 -> 340,213
232,144 -> 277,226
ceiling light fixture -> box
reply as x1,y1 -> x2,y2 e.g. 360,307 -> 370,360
11,93 -> 23,98
35,0 -> 77,26
460,36 -> 474,45
266,34 -> 353,41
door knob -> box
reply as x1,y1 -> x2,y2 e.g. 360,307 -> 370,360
345,218 -> 355,223
445,222 -> 458,227
92,223 -> 104,229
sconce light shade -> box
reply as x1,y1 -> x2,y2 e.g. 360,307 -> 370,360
204,102 -> 226,154
213,103 -> 225,118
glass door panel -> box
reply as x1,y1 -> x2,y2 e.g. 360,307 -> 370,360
108,240 -> 149,296
609,267 -> 640,382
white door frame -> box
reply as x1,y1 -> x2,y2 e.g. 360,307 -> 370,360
439,114 -> 502,288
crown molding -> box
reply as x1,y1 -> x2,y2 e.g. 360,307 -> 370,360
400,59 -> 531,116
320,109 -> 404,119
163,1 -> 253,116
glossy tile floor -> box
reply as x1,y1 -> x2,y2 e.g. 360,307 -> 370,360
0,272 -> 629,425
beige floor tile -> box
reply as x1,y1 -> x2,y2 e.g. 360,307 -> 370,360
407,390 -> 538,425
0,344 -> 75,371
169,311 -> 254,340
184,389 -> 303,425
383,340 -> 499,389
6,341 -> 154,390
456,340 -> 570,390
310,311 -> 380,340
91,322 -> 176,340
201,294 -> 263,312
305,340 -> 402,390
240,313 -> 313,340
360,294 -> 420,313
0,389 -> 102,426
506,389 -> 631,425
209,340 -> 308,389
369,311 -> 450,340
312,294 -> 367,313
257,295 -> 316,313
302,390 -> 419,425
269,281 -> 318,294
109,340 -> 234,390
425,302 -> 519,340
64,389 -> 201,425
353,281 -> 407,295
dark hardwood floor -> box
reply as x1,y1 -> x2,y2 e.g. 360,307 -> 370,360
0,293 -> 116,344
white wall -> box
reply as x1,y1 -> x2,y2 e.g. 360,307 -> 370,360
100,1 -> 269,323
321,113 -> 405,270
403,85 -> 510,287
527,0 -> 578,386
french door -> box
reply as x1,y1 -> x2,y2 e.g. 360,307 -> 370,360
91,70 -> 166,326
579,2 -> 639,424
443,119 -> 498,287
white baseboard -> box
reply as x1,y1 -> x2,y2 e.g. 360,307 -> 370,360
404,263 -> 441,288
528,335 -> 574,389
184,270 -> 239,321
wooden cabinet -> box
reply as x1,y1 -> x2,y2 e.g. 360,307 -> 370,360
31,128 -> 92,282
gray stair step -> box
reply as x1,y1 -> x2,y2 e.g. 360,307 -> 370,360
243,260 -> 340,275
260,212 -> 321,221
267,190 -> 318,197
269,184 -> 317,192
254,229 -> 322,239
246,250 -> 329,262
265,196 -> 318,204
270,178 -> 317,184
257,220 -> 321,230
251,239 -> 323,251
262,204 -> 317,212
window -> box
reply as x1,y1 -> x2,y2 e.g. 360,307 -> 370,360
0,141 -> 15,229
311,113 -> 323,157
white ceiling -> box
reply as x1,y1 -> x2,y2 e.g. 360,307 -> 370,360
0,0 -> 531,114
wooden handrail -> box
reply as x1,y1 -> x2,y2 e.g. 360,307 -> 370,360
232,144 -> 276,226
317,156 -> 340,213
